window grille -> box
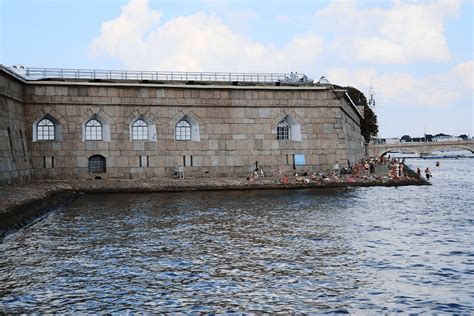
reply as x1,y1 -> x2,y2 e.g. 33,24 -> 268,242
176,120 -> 191,141
37,118 -> 55,140
277,120 -> 291,140
88,155 -> 106,173
85,119 -> 102,140
132,119 -> 148,140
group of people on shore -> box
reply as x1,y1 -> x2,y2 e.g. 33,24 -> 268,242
416,167 -> 432,181
246,166 -> 265,183
384,155 -> 434,181
246,155 -> 434,185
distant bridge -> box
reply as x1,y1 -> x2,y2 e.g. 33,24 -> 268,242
367,140 -> 474,157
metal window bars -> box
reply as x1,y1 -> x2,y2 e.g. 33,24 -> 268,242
14,67 -> 313,84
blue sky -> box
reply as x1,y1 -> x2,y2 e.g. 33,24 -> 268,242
1,0 -> 472,138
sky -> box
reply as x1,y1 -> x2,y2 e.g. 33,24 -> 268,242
1,0 -> 473,138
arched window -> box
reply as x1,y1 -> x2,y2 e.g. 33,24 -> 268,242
277,120 -> 291,140
88,155 -> 106,173
132,119 -> 148,140
85,119 -> 102,141
176,120 -> 191,141
37,118 -> 55,141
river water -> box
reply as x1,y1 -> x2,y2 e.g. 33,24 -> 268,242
1,159 -> 473,313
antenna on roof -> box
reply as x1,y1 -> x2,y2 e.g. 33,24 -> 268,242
368,82 -> 376,108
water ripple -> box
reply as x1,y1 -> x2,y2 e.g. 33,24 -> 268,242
0,159 -> 473,313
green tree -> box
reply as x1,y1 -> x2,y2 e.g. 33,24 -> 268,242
336,85 -> 379,143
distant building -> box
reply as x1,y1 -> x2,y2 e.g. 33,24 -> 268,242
385,138 -> 401,144
432,135 -> 463,142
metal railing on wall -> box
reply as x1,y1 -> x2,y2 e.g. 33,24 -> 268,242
13,66 -> 313,84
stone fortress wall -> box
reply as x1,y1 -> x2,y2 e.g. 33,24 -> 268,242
0,66 -> 365,185
0,70 -> 32,185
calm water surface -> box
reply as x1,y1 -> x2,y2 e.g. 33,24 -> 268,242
1,159 -> 473,313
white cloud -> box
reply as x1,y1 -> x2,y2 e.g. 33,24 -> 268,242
316,0 -> 460,64
353,37 -> 405,64
89,0 -> 324,73
88,0 -> 470,113
327,61 -> 472,108
453,61 -> 474,90
90,0 -> 162,62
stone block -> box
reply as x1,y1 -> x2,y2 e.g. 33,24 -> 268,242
97,87 -> 107,97
133,142 -> 145,151
45,86 -> 55,96
323,123 -> 334,133
209,140 -> 218,150
137,88 -> 148,98
233,134 -> 246,140
35,86 -> 46,96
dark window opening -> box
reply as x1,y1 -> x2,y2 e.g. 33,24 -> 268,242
139,156 -> 150,167
88,155 -> 106,173
7,127 -> 14,161
20,130 -> 26,160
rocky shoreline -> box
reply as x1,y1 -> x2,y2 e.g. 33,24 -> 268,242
0,176 -> 429,239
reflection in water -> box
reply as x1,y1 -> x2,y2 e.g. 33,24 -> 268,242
0,160 -> 473,313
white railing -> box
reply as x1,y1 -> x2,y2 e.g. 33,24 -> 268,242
12,66 -> 313,84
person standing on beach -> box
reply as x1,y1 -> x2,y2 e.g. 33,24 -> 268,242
353,162 -> 360,177
425,167 -> 432,181
400,163 -> 406,177
333,161 -> 340,176
364,161 -> 370,175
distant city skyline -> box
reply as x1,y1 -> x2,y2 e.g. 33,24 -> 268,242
1,0 -> 472,137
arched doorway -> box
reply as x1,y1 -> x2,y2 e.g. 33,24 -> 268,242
88,155 -> 106,173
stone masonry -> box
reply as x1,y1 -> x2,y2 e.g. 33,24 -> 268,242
0,66 -> 364,184
0,69 -> 32,184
